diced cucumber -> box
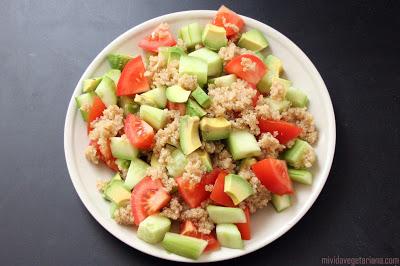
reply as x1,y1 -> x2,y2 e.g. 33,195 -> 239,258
209,74 -> 237,87
286,87 -> 309,107
75,92 -> 95,121
107,53 -> 133,70
95,76 -> 117,107
191,86 -> 211,108
216,224 -> 244,249
288,168 -> 313,185
135,87 -> 167,109
271,194 -> 291,212
139,105 -> 168,130
254,51 -> 265,61
162,232 -> 208,260
124,159 -> 150,190
186,99 -> 206,118
104,69 -> 121,85
188,23 -> 203,48
110,202 -> 118,218
110,136 -> 139,160
82,77 -> 102,93
179,25 -> 192,48
118,96 -> 139,115
206,205 -> 246,224
168,47 -> 186,64
227,130 -> 261,160
137,215 -> 171,244
282,139 -> 315,169
179,55 -> 208,87
115,158 -> 130,172
189,47 -> 222,77
166,148 -> 188,177
166,85 -> 191,103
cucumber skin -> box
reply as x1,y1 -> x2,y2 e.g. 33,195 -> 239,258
216,224 -> 244,249
162,232 -> 208,260
288,168 -> 313,185
282,139 -> 313,168
271,194 -> 291,212
107,53 -> 132,70
207,205 -> 246,224
137,215 -> 171,244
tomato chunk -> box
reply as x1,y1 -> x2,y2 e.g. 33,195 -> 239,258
236,207 -> 251,240
89,140 -> 119,172
131,176 -> 171,225
116,56 -> 149,96
138,23 -> 177,53
210,171 -> 235,207
166,101 -> 186,116
252,158 -> 293,195
213,5 -> 244,37
258,119 -> 302,144
180,221 -> 220,252
225,54 -> 267,84
248,82 -> 261,107
87,96 -> 106,133
124,114 -> 155,150
176,168 -> 221,208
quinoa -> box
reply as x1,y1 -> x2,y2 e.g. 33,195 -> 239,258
281,107 -> 318,144
146,165 -> 177,193
158,147 -> 172,165
194,43 -> 204,50
145,53 -> 167,79
240,57 -> 256,72
181,207 -> 215,234
270,79 -> 287,101
201,141 -> 224,154
161,197 -> 183,220
182,153 -> 206,185
96,179 -> 109,193
258,132 -> 285,159
176,38 -> 187,52
178,74 -> 197,91
218,42 -> 254,64
114,203 -> 134,225
240,175 -> 271,213
151,60 -> 179,88
255,97 -> 282,120
153,112 -> 180,155
213,149 -> 236,173
204,184 -> 214,192
85,145 -> 99,164
231,109 -> 260,135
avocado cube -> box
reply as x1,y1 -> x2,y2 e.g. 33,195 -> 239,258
238,29 -> 269,52
202,24 -> 228,51
200,117 -> 231,141
179,115 -> 202,155
82,77 -> 102,93
257,55 -> 283,93
166,85 -> 191,103
224,174 -> 254,205
104,180 -> 131,205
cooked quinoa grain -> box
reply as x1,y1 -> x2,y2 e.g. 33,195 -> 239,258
96,179 -> 109,193
255,97 -> 282,120
258,132 -> 285,159
214,149 -> 236,173
281,107 -> 318,144
270,79 -> 287,101
181,207 -> 215,234
114,203 -> 134,225
161,197 -> 183,220
85,145 -> 99,164
182,153 -> 207,185
178,74 -> 198,91
241,57 -> 256,72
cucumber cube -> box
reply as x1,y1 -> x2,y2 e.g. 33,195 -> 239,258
95,76 -> 117,107
162,232 -> 208,260
288,168 -> 313,185
189,47 -> 222,77
124,159 -> 150,190
227,130 -> 261,160
206,205 -> 246,224
137,215 -> 171,244
271,194 -> 291,212
179,55 -> 208,87
286,87 -> 309,107
110,136 -> 138,160
139,105 -> 168,130
216,224 -> 244,249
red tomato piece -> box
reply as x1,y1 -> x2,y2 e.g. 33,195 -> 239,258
87,96 -> 106,133
180,221 -> 220,252
248,82 -> 261,107
116,56 -> 149,96
236,207 -> 251,240
213,5 -> 244,37
131,176 -> 171,225
210,171 -> 235,207
124,114 -> 155,150
176,168 -> 221,208
166,101 -> 186,116
258,119 -> 302,144
138,24 -> 177,53
252,158 -> 294,195
225,54 -> 267,84
89,140 -> 119,172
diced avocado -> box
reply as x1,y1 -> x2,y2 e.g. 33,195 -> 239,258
135,87 -> 167,109
166,148 -> 188,177
282,139 -> 315,169
286,87 -> 309,107
191,86 -> 211,108
139,105 -> 168,130
271,194 -> 291,212
206,205 -> 246,224
95,76 -> 117,106
134,94 -> 156,107
227,130 -> 261,160
166,85 -> 191,103
265,98 -> 291,113
193,150 -> 212,172
216,224 -> 244,249
179,55 -> 208,87
239,158 -> 257,171
104,180 -> 131,205
272,77 -> 292,95
104,69 -> 121,85
238,29 -> 269,52
288,168 -> 313,185
179,23 -> 203,49
224,174 -> 254,205
124,159 -> 150,190
179,115 -> 202,155
162,232 -> 208,260
186,99 -> 206,118
75,92 -> 95,121
110,202 -> 118,218
257,55 -> 283,93
110,136 -> 139,160
107,53 -> 132,70
167,47 -> 186,64
118,96 -> 139,115
200,117 -> 231,141
111,173 -> 122,181
137,215 -> 171,244
209,74 -> 237,87
115,158 -> 130,172
189,48 -> 222,76
265,55 -> 283,74
202,24 -> 227,51
82,77 -> 102,93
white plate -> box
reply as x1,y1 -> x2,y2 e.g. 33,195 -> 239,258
64,10 -> 336,263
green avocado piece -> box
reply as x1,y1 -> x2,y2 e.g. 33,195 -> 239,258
209,74 -> 237,87
135,87 -> 167,109
265,98 -> 291,113
139,105 -> 168,130
238,29 -> 269,52
104,180 -> 131,205
224,174 -> 254,205
107,53 -> 133,70
138,215 -> 171,244
193,150 -> 212,172
104,69 -> 121,85
95,76 -> 117,107
110,136 -> 139,160
179,115 -> 202,155
189,47 -> 222,76
216,224 -> 244,249
167,148 -> 188,177
166,85 -> 191,103
82,77 -> 102,93
179,55 -> 208,87
191,86 -> 211,108
257,55 -> 283,93
118,96 -> 139,115
75,92 -> 96,121
254,51 -> 265,61
227,130 -> 261,160
202,24 -> 228,51
124,158 -> 150,190
200,117 -> 231,141
186,98 -> 206,118
110,202 -> 118,218
285,87 -> 309,107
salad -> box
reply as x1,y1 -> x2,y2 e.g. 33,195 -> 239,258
75,5 -> 318,260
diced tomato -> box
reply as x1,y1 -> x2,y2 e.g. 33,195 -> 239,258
131,176 -> 171,225
166,101 -> 186,116
213,5 -> 244,37
89,140 -> 119,172
124,114 -> 154,150
87,96 -> 106,133
210,171 -> 235,207
225,54 -> 267,84
176,168 -> 221,208
138,24 -> 177,53
180,221 -> 220,252
236,207 -> 251,240
248,82 -> 261,107
252,158 -> 293,195
116,56 -> 149,96
258,119 -> 302,144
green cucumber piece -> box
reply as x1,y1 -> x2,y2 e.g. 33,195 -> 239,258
282,139 -> 314,168
139,105 -> 168,130
75,92 -> 95,121
168,47 -> 186,64
124,159 -> 150,190
189,47 -> 222,77
95,76 -> 117,106
216,224 -> 244,249
191,86 -> 211,108
135,87 -> 167,109
288,168 -> 313,185
186,99 -> 206,118
115,158 -> 130,172
209,74 -> 237,87
227,130 -> 261,160
224,174 -> 254,205
166,148 -> 188,177
271,194 -> 291,212
104,69 -> 121,85
179,55 -> 208,87
110,202 -> 118,218
118,96 -> 139,115
166,85 -> 191,103
206,205 -> 246,224
257,55 -> 283,93
162,232 -> 208,260
107,53 -> 133,70
82,77 -> 102,93
137,215 -> 171,244
286,87 -> 309,107
188,23 -> 203,48
110,136 -> 139,160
